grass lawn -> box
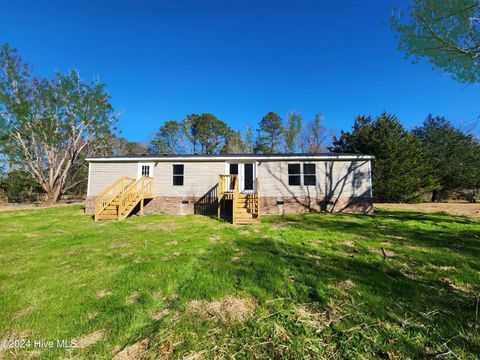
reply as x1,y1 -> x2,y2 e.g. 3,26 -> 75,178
0,206 -> 479,359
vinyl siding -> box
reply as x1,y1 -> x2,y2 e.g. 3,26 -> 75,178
87,162 -> 138,196
257,160 -> 371,198
88,159 -> 372,199
153,161 -> 225,197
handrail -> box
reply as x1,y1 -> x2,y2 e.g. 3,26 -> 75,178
218,174 -> 237,219
118,177 -> 153,219
94,176 -> 135,221
233,176 -> 238,224
256,177 -> 261,221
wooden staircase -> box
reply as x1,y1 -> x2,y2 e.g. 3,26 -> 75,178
217,175 -> 261,225
94,176 -> 154,221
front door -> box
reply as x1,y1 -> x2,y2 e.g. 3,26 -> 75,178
243,163 -> 254,192
138,163 -> 154,179
227,162 -> 255,193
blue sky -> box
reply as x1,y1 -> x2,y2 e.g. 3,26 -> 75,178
1,0 -> 479,142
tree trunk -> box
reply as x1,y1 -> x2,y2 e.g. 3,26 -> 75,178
44,187 -> 61,205
431,190 -> 438,202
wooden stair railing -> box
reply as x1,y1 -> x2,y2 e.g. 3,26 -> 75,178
217,174 -> 260,225
94,176 -> 135,221
95,176 -> 154,221
217,174 -> 237,219
118,176 -> 154,220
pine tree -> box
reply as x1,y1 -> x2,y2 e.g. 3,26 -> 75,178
255,112 -> 283,154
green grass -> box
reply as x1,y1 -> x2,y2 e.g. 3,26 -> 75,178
0,206 -> 479,359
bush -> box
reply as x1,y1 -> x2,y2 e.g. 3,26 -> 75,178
0,170 -> 44,203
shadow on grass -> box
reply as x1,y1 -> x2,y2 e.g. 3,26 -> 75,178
263,209 -> 480,261
103,209 -> 479,357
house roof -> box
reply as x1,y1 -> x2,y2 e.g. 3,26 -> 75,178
86,153 -> 374,162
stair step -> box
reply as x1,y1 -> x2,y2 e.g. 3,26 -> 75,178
235,219 -> 259,224
105,205 -> 117,210
101,209 -> 118,215
97,214 -> 119,220
235,215 -> 257,220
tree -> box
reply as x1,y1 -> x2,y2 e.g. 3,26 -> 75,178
304,113 -> 327,153
391,0 -> 480,83
413,114 -> 480,200
255,112 -> 283,154
330,112 -> 439,202
244,125 -> 254,154
110,136 -> 148,156
0,169 -> 44,203
150,120 -> 182,154
222,129 -> 245,154
283,112 -> 303,153
0,44 -> 117,204
181,114 -> 200,153
182,113 -> 228,154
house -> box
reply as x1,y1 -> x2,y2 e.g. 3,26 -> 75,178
85,153 -> 374,224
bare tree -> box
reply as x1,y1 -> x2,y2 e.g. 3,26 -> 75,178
0,44 -> 117,203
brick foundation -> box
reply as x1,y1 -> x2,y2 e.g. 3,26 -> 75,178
260,196 -> 372,215
85,195 -> 372,215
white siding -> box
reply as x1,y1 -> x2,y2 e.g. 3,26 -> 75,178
88,162 -> 138,196
257,160 -> 371,198
88,159 -> 372,199
153,161 -> 224,197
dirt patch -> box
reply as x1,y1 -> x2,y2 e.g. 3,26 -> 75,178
110,243 -> 133,249
77,329 -> 104,349
436,265 -> 456,271
294,305 -> 330,331
384,234 -> 407,240
338,241 -> 355,248
309,254 -> 323,261
376,248 -> 397,258
151,309 -> 170,321
441,278 -> 473,293
14,307 -> 33,320
125,291 -> 139,305
87,312 -> 98,320
113,339 -> 149,360
337,279 -> 356,291
208,235 -> 222,243
375,202 -> 480,218
152,291 -> 164,300
187,296 -> 256,323
96,289 -> 112,298
166,240 -> 178,246
231,256 -> 242,263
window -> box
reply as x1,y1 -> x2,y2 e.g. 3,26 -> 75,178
173,164 -> 184,186
229,163 -> 238,175
288,163 -> 316,186
303,164 -> 316,186
141,165 -> 150,177
288,164 -> 301,186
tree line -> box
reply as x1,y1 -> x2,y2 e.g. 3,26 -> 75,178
147,111 -> 327,155
1,43 -> 479,205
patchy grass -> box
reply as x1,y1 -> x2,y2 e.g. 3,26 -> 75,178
0,205 -> 479,359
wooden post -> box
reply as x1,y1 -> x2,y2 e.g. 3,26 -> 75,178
233,175 -> 238,224
217,175 -> 222,219
140,177 -> 144,216
257,177 -> 261,222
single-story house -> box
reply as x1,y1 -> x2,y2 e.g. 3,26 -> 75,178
85,153 -> 373,224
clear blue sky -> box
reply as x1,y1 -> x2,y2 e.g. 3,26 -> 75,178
1,0 -> 479,142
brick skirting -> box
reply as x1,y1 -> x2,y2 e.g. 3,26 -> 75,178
84,195 -> 372,215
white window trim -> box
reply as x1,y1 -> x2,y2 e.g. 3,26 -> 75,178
288,162 -> 316,186
172,164 -> 185,186
137,162 -> 154,179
